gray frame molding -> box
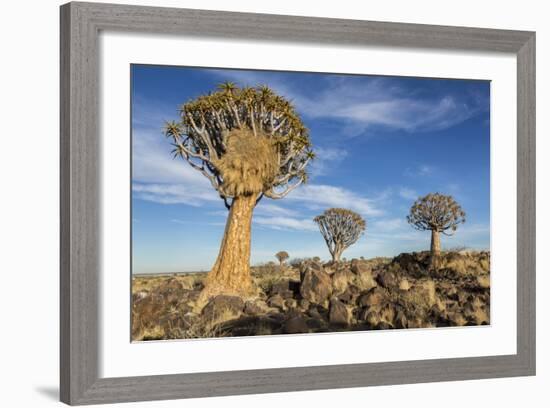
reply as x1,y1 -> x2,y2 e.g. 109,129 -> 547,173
60,2 -> 536,405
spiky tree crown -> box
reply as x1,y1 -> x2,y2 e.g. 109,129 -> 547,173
313,208 -> 366,257
164,82 -> 314,208
407,193 -> 466,235
275,251 -> 289,262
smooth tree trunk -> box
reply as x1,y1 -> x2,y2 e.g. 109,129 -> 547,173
331,246 -> 343,262
430,229 -> 441,268
201,194 -> 257,299
430,229 -> 441,257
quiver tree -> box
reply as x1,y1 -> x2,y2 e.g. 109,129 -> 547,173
407,193 -> 466,264
164,82 -> 313,299
313,208 -> 366,262
275,251 -> 289,267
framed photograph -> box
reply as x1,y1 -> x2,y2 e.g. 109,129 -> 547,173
60,2 -> 536,405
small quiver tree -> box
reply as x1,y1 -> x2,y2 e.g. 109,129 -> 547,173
164,83 -> 313,300
275,251 -> 289,267
313,208 -> 366,262
407,193 -> 466,268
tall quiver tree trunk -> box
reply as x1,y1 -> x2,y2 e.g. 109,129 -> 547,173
332,245 -> 343,262
203,194 -> 256,297
430,228 -> 441,269
430,229 -> 441,258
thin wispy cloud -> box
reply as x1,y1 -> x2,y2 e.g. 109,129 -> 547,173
255,203 -> 301,218
132,183 -> 218,206
309,146 -> 348,178
254,216 -> 318,232
207,69 -> 487,133
287,184 -> 383,217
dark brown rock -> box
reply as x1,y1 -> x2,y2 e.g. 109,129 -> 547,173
376,270 -> 398,288
329,298 -> 350,326
358,288 -> 385,307
283,316 -> 309,334
244,300 -> 268,315
331,269 -> 354,294
300,267 -> 332,305
267,294 -> 286,310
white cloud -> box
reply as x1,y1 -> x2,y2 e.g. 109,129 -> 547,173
309,146 -> 348,178
132,183 -> 218,206
287,184 -> 383,217
371,217 -> 408,232
255,202 -> 300,218
132,127 -> 222,207
253,216 -> 318,232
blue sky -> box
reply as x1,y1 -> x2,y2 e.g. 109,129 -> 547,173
131,65 -> 490,274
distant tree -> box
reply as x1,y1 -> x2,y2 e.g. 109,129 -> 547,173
407,193 -> 466,265
313,208 -> 366,262
164,83 -> 313,299
275,251 -> 289,266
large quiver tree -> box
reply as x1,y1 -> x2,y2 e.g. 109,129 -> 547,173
164,82 -> 313,299
313,208 -> 366,262
407,193 -> 466,266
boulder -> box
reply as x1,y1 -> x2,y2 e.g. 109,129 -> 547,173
357,288 -> 385,307
283,316 -> 309,334
414,280 -> 437,307
285,298 -> 298,309
329,298 -> 350,326
306,318 -> 324,329
299,260 -> 323,281
350,259 -> 371,275
300,266 -> 332,305
394,310 -> 408,329
267,294 -> 286,310
270,280 -> 297,299
299,299 -> 310,311
379,303 -> 396,324
331,269 -> 354,295
376,270 -> 398,288
244,300 -> 268,315
354,269 -> 378,292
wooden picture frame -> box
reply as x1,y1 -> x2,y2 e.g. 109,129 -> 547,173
60,2 -> 535,405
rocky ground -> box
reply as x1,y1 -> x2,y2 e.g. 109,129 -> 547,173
132,250 -> 490,341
